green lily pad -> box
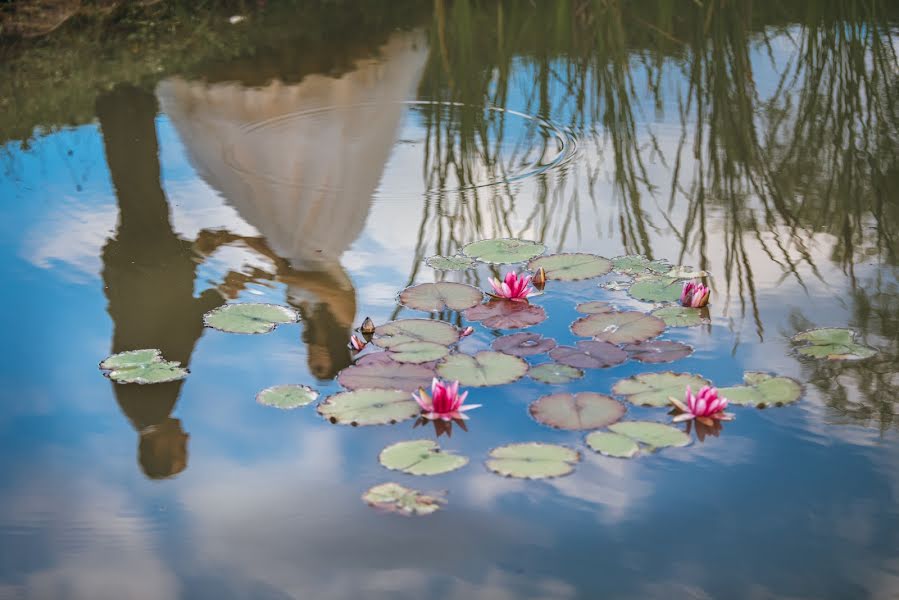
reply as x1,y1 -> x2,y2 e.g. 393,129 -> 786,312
570,311 -> 665,344
609,421 -> 690,448
399,282 -> 483,313
426,254 -> 476,271
791,328 -> 878,361
612,372 -> 710,407
100,349 -> 162,370
611,255 -> 670,275
651,306 -> 706,327
337,362 -> 435,392
318,389 -> 419,426
529,392 -> 626,430
108,361 -> 188,384
628,277 -> 684,303
576,301 -> 616,314
528,363 -> 584,384
362,482 -> 443,516
623,340 -> 693,364
373,319 -> 460,349
486,443 -> 580,479
491,332 -> 556,357
464,299 -> 547,329
718,372 -> 803,407
203,303 -> 299,334
378,440 -> 468,476
387,342 -> 450,364
526,253 -> 612,281
436,351 -> 528,387
256,385 -> 319,409
585,431 -> 640,458
549,341 -> 628,369
462,238 -> 546,264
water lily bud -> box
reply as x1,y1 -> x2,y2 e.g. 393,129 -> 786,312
533,267 -> 547,289
360,317 -> 376,335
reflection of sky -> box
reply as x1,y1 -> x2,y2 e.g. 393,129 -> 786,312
1,29 -> 898,600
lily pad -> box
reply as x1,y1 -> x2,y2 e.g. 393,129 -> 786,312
609,421 -> 690,448
528,363 -> 585,384
318,389 -> 419,426
623,340 -> 693,363
462,238 -> 546,264
651,306 -> 705,327
549,341 -> 628,369
612,255 -> 670,275
203,303 -> 299,334
666,265 -> 709,279
362,482 -> 443,516
527,253 -> 612,281
791,328 -> 878,361
436,351 -> 528,387
628,277 -> 684,303
100,349 -> 162,370
585,431 -> 640,458
486,443 -> 580,479
718,372 -> 803,407
576,301 -> 616,314
337,362 -> 435,392
387,342 -> 450,364
399,282 -> 483,313
600,279 -> 633,291
612,372 -> 710,407
378,440 -> 468,475
108,361 -> 188,384
373,319 -> 460,349
256,385 -> 319,409
464,299 -> 547,329
529,392 -> 626,430
570,311 -> 665,344
491,333 -> 556,357
426,254 -> 476,271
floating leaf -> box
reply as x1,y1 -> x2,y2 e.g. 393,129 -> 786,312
491,332 -> 556,357
486,443 -> 580,479
399,282 -> 483,312
585,432 -> 640,458
436,351 -> 527,387
373,319 -> 460,349
570,311 -> 665,345
549,341 -> 628,369
666,265 -> 709,279
628,277 -> 684,303
387,342 -> 450,364
609,421 -> 690,448
337,362 -> 434,392
528,363 -> 584,384
378,440 -> 468,475
623,340 -> 693,364
791,328 -> 877,361
362,482 -> 443,516
318,389 -> 419,426
100,349 -> 162,370
611,255 -> 670,275
256,384 -> 319,409
526,253 -> 612,281
108,361 -> 188,384
203,303 -> 299,334
529,392 -> 626,430
462,238 -> 546,264
718,372 -> 803,407
651,306 -> 705,327
601,279 -> 633,291
426,254 -> 476,271
464,299 -> 547,329
613,372 -> 710,407
576,301 -> 616,314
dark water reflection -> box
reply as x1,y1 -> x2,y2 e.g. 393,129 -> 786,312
1,2 -> 898,598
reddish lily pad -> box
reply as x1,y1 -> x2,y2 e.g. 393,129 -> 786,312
549,341 -> 628,369
486,443 -> 580,479
612,371 -> 710,407
576,301 -> 616,314
528,363 -> 584,384
623,340 -> 693,363
318,389 -> 420,426
628,277 -> 684,303
462,238 -> 546,264
529,392 -> 626,430
436,351 -> 527,387
571,311 -> 665,344
651,306 -> 706,327
526,253 -> 612,281
373,319 -> 460,349
464,299 -> 547,329
362,482 -> 444,516
337,362 -> 435,392
718,372 -> 803,407
399,282 -> 483,312
491,332 -> 557,357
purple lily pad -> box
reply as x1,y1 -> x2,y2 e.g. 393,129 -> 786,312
399,282 -> 483,312
529,392 -> 626,430
464,299 -> 547,329
623,340 -> 694,363
491,333 -> 557,357
549,341 -> 628,369
570,310 -> 665,345
337,362 -> 435,392
576,301 -> 616,314
354,352 -> 439,370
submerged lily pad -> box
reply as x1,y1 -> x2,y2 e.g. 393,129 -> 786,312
256,384 -> 319,409
585,431 -> 640,458
100,349 -> 162,370
612,372 -> 710,407
570,311 -> 665,345
623,340 -> 693,363
612,255 -> 670,275
462,238 -> 546,264
108,361 -> 188,384
318,389 -> 419,426
426,254 -> 476,271
436,351 -> 527,387
203,303 -> 299,334
526,253 -> 612,281
491,332 -> 556,357
464,299 -> 547,329
666,265 -> 709,279
609,421 -> 690,448
576,301 -> 616,314
399,282 -> 483,313
529,392 -> 626,430
337,362 -> 435,392
718,372 -> 803,407
528,363 -> 584,384
373,319 -> 460,349
628,277 -> 684,303
362,482 -> 443,516
486,443 -> 580,479
791,328 -> 877,361
387,342 -> 450,364
549,341 -> 628,369
651,305 -> 705,327
379,440 -> 468,476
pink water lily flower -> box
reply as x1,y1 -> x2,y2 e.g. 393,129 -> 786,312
680,280 -> 710,308
670,385 -> 734,425
488,271 -> 536,302
414,378 -> 481,421
461,326 -> 475,337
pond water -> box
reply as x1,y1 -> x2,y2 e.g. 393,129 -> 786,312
1,2 -> 898,599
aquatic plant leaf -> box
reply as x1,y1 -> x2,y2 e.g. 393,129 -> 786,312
256,384 -> 319,409
464,299 -> 547,329
491,332 -> 556,357
570,311 -> 665,344
399,282 -> 483,312
528,363 -> 584,384
665,265 -> 709,279
337,362 -> 435,392
373,319 -> 460,349
576,301 -> 616,314
425,254 -> 476,271
628,277 -> 684,303
378,440 -> 468,476
718,372 -> 803,407
609,421 -> 690,448
600,279 -> 633,291
611,255 -> 670,275
526,253 -> 612,281
203,303 -> 298,334
792,328 -> 854,345
362,482 -> 443,516
388,342 -> 450,364
462,238 -> 546,264
791,328 -> 877,361
100,349 -> 162,370
529,392 -> 626,430
613,372 -> 710,407
108,361 -> 188,384
623,340 -> 693,363
651,306 -> 705,327
318,389 -> 419,426
585,432 -> 640,458
549,341 -> 628,369
436,351 -> 527,387
486,443 -> 580,479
